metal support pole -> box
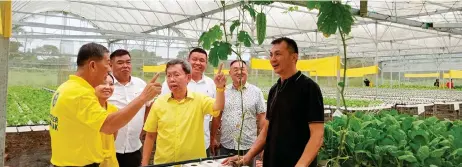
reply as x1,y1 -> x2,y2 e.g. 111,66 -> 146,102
142,39 -> 146,79
167,28 -> 171,59
398,50 -> 401,88
375,21 -> 379,98
449,35 -> 452,90
315,30 -> 318,82
390,41 -> 393,88
0,37 -> 10,167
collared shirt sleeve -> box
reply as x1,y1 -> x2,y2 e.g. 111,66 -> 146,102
305,82 -> 324,123
76,92 -> 109,131
201,94 -> 219,117
143,105 -> 159,133
256,89 -> 266,114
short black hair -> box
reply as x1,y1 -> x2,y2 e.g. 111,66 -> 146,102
188,48 -> 208,59
76,42 -> 109,67
107,73 -> 115,84
271,37 -> 299,54
230,60 -> 247,67
110,49 -> 131,59
166,59 -> 192,74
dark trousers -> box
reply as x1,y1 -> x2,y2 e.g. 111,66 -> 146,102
116,149 -> 142,167
219,147 -> 255,167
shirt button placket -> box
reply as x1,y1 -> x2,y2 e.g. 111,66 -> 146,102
124,86 -> 129,153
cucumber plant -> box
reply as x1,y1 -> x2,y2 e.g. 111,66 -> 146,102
198,1 -> 270,164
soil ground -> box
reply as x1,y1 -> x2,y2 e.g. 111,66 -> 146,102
5,131 -> 51,167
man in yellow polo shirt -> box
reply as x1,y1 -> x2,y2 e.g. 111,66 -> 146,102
49,43 -> 162,167
141,59 -> 226,166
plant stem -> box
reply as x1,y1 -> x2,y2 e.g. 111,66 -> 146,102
222,1 -> 228,43
333,28 -> 350,166
339,29 -> 348,111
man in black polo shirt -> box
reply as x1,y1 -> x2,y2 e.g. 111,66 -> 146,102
222,37 -> 324,167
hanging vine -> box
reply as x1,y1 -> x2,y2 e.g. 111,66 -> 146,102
307,0 -> 355,166
199,0 -> 354,166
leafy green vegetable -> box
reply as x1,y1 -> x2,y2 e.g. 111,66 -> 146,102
322,111 -> 462,166
6,86 -> 53,126
256,12 -> 266,45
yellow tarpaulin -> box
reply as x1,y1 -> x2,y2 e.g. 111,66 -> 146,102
449,70 -> 462,79
250,56 -> 341,76
0,1 -> 11,38
443,73 -> 450,79
339,66 -> 378,77
214,69 -> 230,75
143,64 -> 166,73
404,73 -> 439,78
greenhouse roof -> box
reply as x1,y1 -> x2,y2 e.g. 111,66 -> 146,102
10,0 -> 462,62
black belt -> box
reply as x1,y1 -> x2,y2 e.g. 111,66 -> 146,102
53,163 -> 99,167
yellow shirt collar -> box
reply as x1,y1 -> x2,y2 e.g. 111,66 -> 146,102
68,75 -> 95,92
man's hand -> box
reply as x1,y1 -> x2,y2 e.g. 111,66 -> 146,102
221,155 -> 251,166
140,73 -> 162,102
210,138 -> 219,156
214,63 -> 226,88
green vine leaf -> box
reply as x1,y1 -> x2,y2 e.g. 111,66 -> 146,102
230,20 -> 240,37
307,0 -> 322,10
208,41 -> 232,67
237,31 -> 253,47
316,2 -> 355,37
256,12 -> 266,45
244,5 -> 256,20
249,1 -> 273,5
198,25 -> 223,50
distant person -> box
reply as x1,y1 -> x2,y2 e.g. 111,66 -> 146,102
222,37 -> 324,167
434,79 -> 440,87
364,78 -> 370,87
446,79 -> 454,89
95,74 -> 118,167
49,43 -> 162,167
141,59 -> 226,166
108,49 -> 152,167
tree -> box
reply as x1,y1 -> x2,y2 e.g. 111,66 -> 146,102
32,45 -> 60,55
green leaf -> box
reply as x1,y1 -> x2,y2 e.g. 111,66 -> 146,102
402,117 -> 414,131
398,154 -> 418,163
208,41 -> 232,67
337,82 -> 345,88
417,146 -> 430,162
450,148 -> 462,157
250,1 -> 273,5
431,146 -> 450,158
198,25 -> 223,50
316,2 -> 354,37
256,12 -> 266,45
244,5 -> 256,20
350,117 -> 361,131
229,20 -> 240,36
237,31 -> 253,47
307,0 -> 321,10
